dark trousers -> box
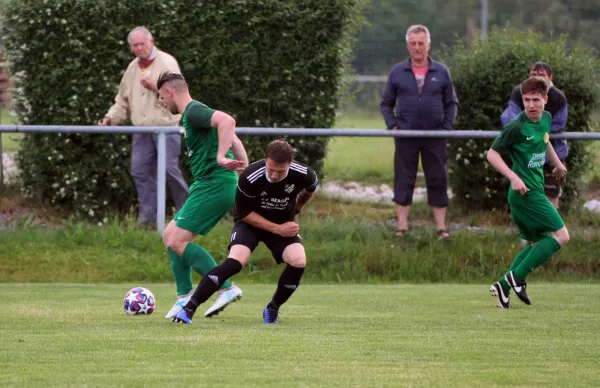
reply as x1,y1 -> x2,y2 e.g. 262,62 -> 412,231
131,133 -> 189,224
393,138 -> 449,208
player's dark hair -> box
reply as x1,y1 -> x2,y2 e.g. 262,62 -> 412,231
157,71 -> 188,91
266,139 -> 294,163
520,77 -> 548,97
529,62 -> 552,77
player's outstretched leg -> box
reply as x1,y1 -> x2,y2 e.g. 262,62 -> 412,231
204,283 -> 243,318
173,258 -> 243,324
489,281 -> 510,309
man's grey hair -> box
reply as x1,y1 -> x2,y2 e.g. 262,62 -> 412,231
127,26 -> 153,44
405,25 -> 431,43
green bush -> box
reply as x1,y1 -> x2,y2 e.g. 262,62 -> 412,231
0,0 -> 365,219
444,27 -> 600,212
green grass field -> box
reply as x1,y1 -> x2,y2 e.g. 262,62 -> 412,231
2,283 -> 600,386
327,114 -> 395,184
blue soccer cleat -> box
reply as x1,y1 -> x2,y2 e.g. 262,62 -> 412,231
172,309 -> 193,324
263,305 -> 279,324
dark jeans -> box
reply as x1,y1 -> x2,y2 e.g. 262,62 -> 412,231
131,133 -> 189,224
393,138 -> 449,207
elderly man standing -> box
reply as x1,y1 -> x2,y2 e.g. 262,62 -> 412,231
380,24 -> 458,240
99,26 -> 188,227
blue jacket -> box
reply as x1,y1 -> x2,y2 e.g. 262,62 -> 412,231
500,85 -> 568,160
380,57 -> 458,130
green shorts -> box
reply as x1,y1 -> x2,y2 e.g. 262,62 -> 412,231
175,179 -> 237,236
508,189 -> 565,243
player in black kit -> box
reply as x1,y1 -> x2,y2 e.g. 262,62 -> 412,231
173,139 -> 319,324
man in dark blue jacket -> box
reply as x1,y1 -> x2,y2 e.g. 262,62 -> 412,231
500,62 -> 568,209
380,24 -> 458,239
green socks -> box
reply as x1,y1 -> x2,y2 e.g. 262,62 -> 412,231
499,236 -> 562,290
499,245 -> 532,291
513,236 -> 561,281
169,243 -> 233,296
169,247 -> 193,296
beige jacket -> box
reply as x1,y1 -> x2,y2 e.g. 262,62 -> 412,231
106,48 -> 181,126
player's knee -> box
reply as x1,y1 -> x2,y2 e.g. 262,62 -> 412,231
285,255 -> 306,268
552,227 -> 569,246
164,231 -> 191,256
228,245 -> 251,266
162,223 -> 174,247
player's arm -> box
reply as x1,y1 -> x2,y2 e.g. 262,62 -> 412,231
211,111 -> 245,171
241,212 -> 298,237
231,135 -> 248,170
295,190 -> 314,214
487,123 -> 528,195
236,183 -> 298,237
547,142 -> 567,179
295,171 -> 319,214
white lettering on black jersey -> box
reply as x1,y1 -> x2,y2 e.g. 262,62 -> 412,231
235,159 -> 318,224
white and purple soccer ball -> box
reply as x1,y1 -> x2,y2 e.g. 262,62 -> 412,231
123,287 -> 155,315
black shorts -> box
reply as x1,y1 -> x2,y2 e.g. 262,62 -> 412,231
228,222 -> 303,264
544,161 -> 566,198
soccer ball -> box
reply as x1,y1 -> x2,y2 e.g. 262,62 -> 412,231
123,287 -> 155,315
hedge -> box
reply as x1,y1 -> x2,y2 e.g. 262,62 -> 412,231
1,0 -> 365,220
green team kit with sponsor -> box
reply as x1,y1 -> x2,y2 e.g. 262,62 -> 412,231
176,100 -> 238,234
168,100 -> 237,298
491,111 -> 564,242
489,109 -> 567,308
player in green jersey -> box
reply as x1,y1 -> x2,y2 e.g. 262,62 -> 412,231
487,77 -> 569,309
157,71 -> 249,319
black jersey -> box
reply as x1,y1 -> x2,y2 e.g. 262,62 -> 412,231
235,160 -> 318,224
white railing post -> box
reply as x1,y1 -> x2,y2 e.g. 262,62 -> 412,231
156,132 -> 167,235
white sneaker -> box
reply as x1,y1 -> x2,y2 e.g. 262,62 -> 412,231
164,292 -> 193,319
204,284 -> 243,317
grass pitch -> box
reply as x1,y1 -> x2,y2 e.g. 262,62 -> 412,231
2,283 -> 600,387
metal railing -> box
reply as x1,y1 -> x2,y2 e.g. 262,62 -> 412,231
1,124 -> 599,233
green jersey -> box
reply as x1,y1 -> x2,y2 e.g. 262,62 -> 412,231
181,100 -> 237,182
491,111 -> 552,194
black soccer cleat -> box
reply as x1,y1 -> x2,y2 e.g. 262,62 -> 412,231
490,282 -> 510,309
505,271 -> 531,305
